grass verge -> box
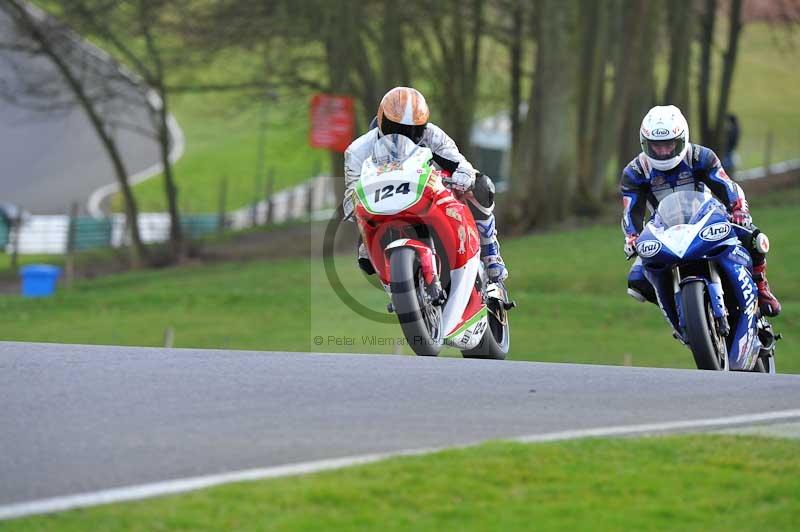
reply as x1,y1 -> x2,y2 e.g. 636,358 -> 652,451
3,434 -> 799,531
728,23 -> 800,169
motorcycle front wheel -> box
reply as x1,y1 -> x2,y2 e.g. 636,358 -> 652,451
389,247 -> 443,356
681,280 -> 728,370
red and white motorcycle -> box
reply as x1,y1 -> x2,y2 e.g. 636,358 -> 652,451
353,134 -> 514,358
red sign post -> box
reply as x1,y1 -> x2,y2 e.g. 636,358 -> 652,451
309,94 -> 355,153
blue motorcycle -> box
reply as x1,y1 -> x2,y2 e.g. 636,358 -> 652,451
634,190 -> 778,372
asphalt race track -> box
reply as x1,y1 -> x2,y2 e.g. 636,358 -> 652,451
2,341 -> 800,513
0,10 -> 164,215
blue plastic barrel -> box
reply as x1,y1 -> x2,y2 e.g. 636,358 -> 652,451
20,265 -> 62,297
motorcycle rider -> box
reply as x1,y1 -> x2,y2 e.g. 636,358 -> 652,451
343,86 -> 508,282
621,105 -> 781,317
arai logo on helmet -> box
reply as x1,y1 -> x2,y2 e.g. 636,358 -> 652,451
637,240 -> 662,258
652,128 -> 670,137
699,222 -> 731,242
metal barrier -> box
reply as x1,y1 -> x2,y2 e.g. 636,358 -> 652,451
71,217 -> 113,251
0,219 -> 8,248
182,214 -> 221,239
736,159 -> 800,181
4,175 -> 337,255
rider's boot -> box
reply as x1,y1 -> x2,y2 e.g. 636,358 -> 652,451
357,242 -> 376,275
627,259 -> 657,304
753,261 -> 781,317
475,214 -> 508,283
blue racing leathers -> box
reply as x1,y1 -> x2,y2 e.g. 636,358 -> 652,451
620,144 -> 761,302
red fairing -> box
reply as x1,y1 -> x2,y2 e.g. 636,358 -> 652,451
460,278 -> 485,327
385,239 -> 436,285
355,177 -> 481,285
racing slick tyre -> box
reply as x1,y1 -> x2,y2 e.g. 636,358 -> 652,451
682,281 -> 728,370
461,297 -> 509,360
389,247 -> 443,356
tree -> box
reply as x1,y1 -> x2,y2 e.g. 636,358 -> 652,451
481,0 -> 534,187
0,0 -> 150,266
412,0 -> 486,156
663,0 -> 694,113
507,0 -> 667,228
613,0 -> 659,173
181,0 -> 412,201
698,0 -> 717,147
54,0 -> 188,261
511,0 -> 579,229
712,0 -> 744,152
575,0 -> 615,214
698,0 -> 744,153
506,0 -> 527,168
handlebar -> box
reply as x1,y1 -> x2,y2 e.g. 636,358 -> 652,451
440,175 -> 474,193
431,164 -> 475,192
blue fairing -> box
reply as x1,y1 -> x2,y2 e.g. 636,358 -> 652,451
716,250 -> 760,369
638,193 -> 762,370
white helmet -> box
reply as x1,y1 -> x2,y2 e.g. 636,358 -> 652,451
640,105 -> 689,171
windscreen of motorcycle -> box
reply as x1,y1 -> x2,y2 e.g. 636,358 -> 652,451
655,190 -> 723,228
356,134 -> 433,215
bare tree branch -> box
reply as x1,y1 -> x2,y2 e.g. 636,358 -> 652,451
0,0 -> 150,265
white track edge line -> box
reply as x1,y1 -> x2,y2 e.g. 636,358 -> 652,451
512,409 -> 800,443
87,105 -> 185,218
2,408 -> 800,521
24,0 -> 187,220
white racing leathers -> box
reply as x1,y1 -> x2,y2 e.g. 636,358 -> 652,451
342,122 -> 477,219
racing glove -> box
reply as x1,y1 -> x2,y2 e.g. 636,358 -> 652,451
624,233 -> 638,258
731,198 -> 752,228
446,167 -> 475,193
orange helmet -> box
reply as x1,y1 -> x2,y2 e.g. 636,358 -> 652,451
376,87 -> 429,143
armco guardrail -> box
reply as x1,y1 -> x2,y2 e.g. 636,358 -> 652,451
7,158 -> 797,256
736,159 -> 800,181
5,176 -> 336,255
0,219 -> 8,248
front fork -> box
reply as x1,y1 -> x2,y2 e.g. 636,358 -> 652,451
673,262 -> 730,340
707,263 -> 730,336
384,237 -> 445,307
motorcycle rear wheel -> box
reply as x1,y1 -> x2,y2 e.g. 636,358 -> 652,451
751,346 -> 776,373
461,297 -> 509,360
682,281 -> 728,370
389,247 -> 443,356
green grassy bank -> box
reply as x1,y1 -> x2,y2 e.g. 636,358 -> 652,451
4,434 -> 798,531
